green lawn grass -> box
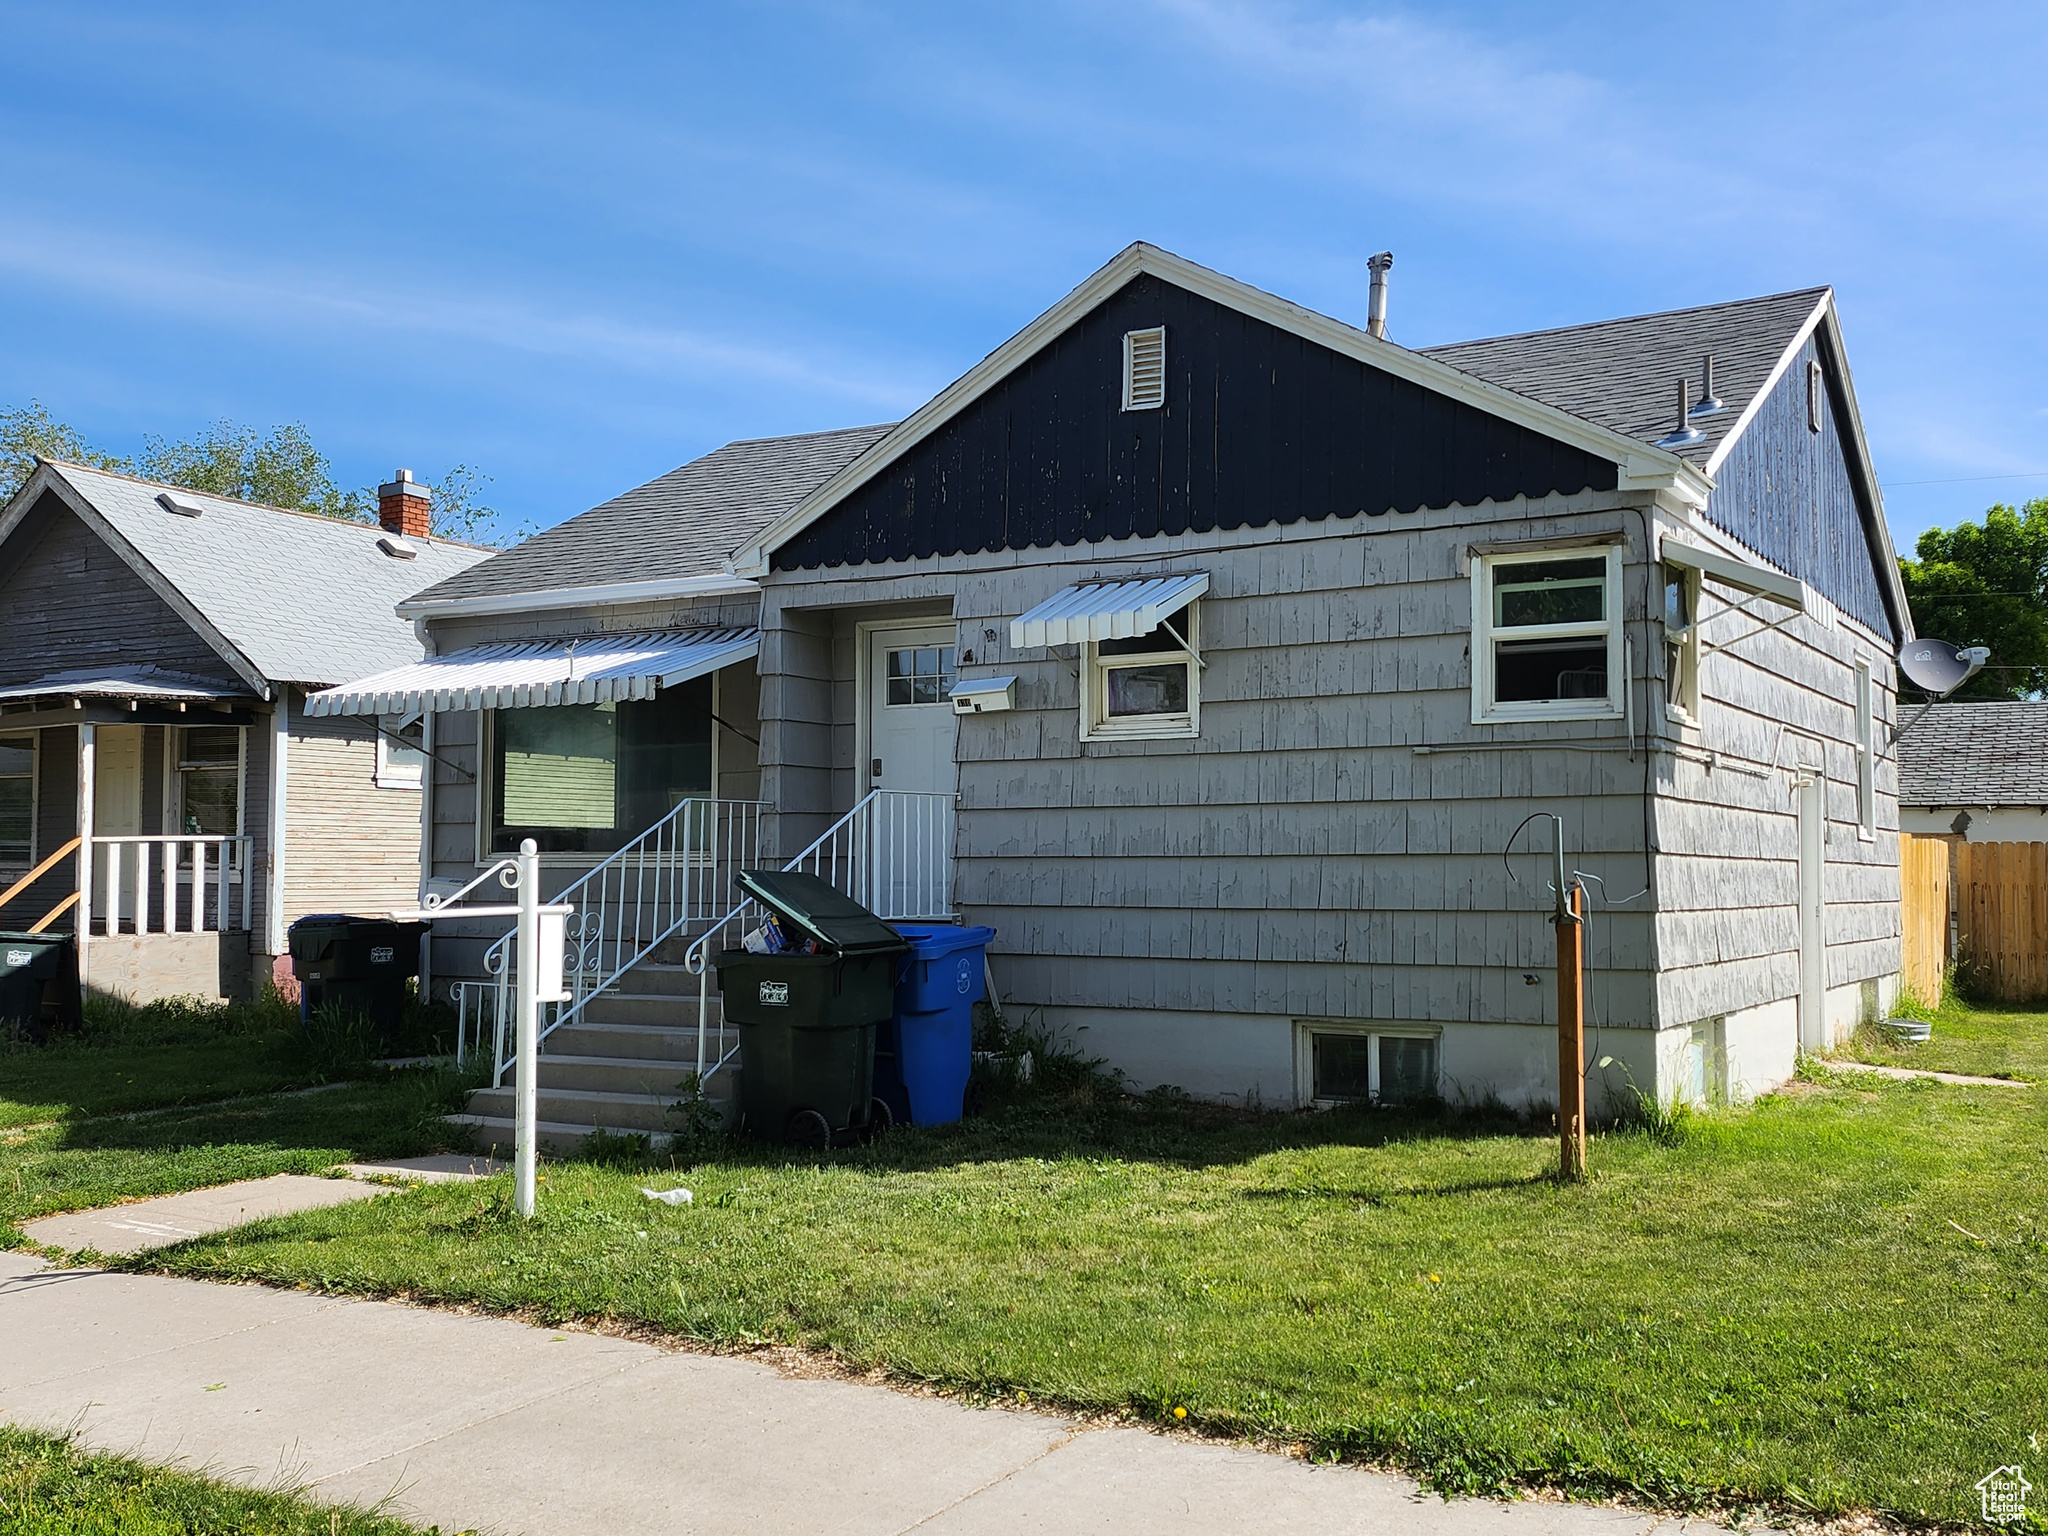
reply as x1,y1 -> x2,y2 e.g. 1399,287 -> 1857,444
1,1070 -> 478,1234
1841,1000 -> 2048,1082
130,1018 -> 2048,1529
0,1424 -> 453,1535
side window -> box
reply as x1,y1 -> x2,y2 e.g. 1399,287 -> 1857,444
1081,603 -> 1199,741
1663,562 -> 1701,722
176,727 -> 242,837
0,733 -> 34,864
1472,548 -> 1623,722
1855,659 -> 1876,839
377,713 -> 425,791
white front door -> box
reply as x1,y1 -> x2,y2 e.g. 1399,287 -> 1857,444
1795,773 -> 1827,1052
93,725 -> 143,929
866,625 -> 958,917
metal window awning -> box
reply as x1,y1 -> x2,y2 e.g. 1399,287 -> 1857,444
303,628 -> 759,717
0,666 -> 240,705
1009,573 -> 1210,649
1659,539 -> 1804,611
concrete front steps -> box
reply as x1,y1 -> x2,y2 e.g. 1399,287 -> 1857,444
452,963 -> 737,1156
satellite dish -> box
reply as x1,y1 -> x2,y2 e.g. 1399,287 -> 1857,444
1898,639 -> 1990,698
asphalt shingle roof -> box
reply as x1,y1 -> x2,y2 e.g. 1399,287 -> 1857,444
1420,288 -> 1831,469
408,424 -> 895,606
47,463 -> 491,689
1896,702 -> 2048,806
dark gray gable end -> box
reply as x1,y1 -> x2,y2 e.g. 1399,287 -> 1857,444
770,273 -> 1619,571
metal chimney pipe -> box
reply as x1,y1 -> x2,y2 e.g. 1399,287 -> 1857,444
1366,251 -> 1394,340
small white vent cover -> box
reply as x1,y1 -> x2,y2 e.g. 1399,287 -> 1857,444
1122,327 -> 1166,411
377,533 -> 419,560
156,491 -> 203,518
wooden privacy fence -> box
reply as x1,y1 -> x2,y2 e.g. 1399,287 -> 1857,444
1899,832 -> 1951,1002
1954,841 -> 2048,1004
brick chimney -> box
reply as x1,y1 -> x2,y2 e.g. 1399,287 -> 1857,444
377,469 -> 432,539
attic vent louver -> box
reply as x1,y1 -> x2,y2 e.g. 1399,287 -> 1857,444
1122,327 -> 1166,412
156,492 -> 203,518
377,533 -> 419,560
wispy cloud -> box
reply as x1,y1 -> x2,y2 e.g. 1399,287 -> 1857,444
0,220 -> 933,413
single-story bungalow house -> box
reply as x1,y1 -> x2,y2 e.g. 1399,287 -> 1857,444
0,462 -> 488,1003
317,244 -> 1908,1132
1897,702 -> 2048,842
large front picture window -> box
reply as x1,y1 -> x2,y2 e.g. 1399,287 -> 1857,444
1471,548 -> 1624,722
488,676 -> 713,854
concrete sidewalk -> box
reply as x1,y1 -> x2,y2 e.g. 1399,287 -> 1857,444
0,1251 -> 1759,1536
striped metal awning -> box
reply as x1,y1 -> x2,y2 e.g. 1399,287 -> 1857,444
303,629 -> 759,716
1009,573 -> 1210,649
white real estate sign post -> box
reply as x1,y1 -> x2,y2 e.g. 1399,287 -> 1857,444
394,837 -> 569,1218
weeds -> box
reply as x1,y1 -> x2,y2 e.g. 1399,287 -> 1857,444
665,1073 -> 727,1159
578,1127 -> 654,1167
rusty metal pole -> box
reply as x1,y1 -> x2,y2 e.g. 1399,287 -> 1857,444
1556,881 -> 1586,1180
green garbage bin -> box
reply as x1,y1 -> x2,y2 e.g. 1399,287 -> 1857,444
713,869 -> 908,1148
287,914 -> 426,1045
0,932 -> 81,1043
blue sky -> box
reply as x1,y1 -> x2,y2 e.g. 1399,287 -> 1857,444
1,1 -> 2042,549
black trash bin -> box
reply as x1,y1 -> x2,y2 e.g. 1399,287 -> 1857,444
0,932 -> 82,1042
713,870 -> 909,1148
287,914 -> 426,1045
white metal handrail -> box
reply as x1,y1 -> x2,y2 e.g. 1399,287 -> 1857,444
457,798 -> 769,1085
88,835 -> 253,935
681,789 -> 958,1085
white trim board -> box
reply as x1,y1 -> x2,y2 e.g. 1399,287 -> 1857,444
732,242 -> 1711,577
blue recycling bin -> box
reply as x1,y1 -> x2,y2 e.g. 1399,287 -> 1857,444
876,923 -> 996,1125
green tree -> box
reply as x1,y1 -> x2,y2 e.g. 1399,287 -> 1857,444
1900,499 -> 2048,700
0,403 -> 511,546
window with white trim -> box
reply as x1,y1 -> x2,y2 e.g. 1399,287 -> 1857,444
1081,602 -> 1199,741
376,713 -> 425,791
0,733 -> 34,865
1471,547 -> 1624,722
1663,560 -> 1701,722
1298,1022 -> 1440,1106
1854,658 -> 1876,839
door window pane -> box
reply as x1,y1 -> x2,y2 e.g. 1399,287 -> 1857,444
0,735 -> 31,862
885,647 -> 955,707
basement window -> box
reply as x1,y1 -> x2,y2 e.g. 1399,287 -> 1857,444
1081,602 -> 1199,741
1298,1022 -> 1440,1107
1471,547 -> 1624,723
0,734 -> 34,864
1122,327 -> 1166,411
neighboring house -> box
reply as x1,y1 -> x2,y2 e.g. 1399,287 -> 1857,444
1896,702 -> 2048,842
0,463 -> 489,1003
318,243 -> 1908,1131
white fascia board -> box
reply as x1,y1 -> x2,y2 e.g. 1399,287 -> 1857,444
397,572 -> 760,620
733,243 -> 1695,576
1659,536 -> 1805,609
1701,292 -> 1831,481
33,465 -> 274,701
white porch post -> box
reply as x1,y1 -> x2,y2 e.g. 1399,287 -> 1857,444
266,690 -> 290,959
75,723 -> 96,991
513,837 -> 540,1219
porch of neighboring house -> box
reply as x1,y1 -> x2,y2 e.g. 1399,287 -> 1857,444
305,623 -> 960,1146
0,673 -> 262,1004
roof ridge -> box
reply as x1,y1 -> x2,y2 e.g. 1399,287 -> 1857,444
1421,287 -> 1833,354
43,458 -> 496,552
720,422 -> 899,450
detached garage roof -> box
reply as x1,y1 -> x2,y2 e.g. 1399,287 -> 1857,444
1897,703 -> 2048,807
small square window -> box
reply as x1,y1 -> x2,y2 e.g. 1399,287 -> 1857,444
377,714 -> 425,791
1312,1032 -> 1373,1102
1471,548 -> 1623,723
1082,604 -> 1199,741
